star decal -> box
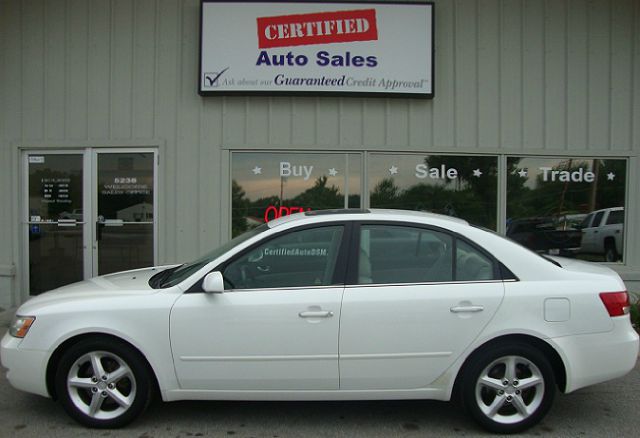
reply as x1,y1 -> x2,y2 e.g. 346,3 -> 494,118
328,168 -> 338,177
388,165 -> 399,175
251,166 -> 262,175
607,172 -> 616,181
517,168 -> 528,178
473,168 -> 483,178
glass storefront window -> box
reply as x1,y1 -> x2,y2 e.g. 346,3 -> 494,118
231,151 -> 628,265
367,153 -> 498,229
506,157 -> 627,262
231,152 -> 362,237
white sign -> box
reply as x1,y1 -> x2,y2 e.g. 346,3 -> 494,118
199,1 -> 434,97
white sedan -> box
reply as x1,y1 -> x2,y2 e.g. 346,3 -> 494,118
2,209 -> 638,433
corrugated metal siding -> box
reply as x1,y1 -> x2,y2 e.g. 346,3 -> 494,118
1,0 -> 639,304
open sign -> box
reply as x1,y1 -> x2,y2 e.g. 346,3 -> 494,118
264,205 -> 312,223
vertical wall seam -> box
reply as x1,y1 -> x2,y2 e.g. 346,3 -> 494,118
607,0 -> 613,151
243,98 -> 248,145
452,0 -> 457,148
130,0 -> 135,139
152,0 -> 158,139
563,0 -> 568,151
497,0 -> 502,151
585,1 -> 591,151
542,0 -> 547,150
63,0 -> 68,140
474,0 -> 479,149
108,0 -> 114,140
405,99 -> 410,148
267,97 -> 271,145
289,98 -> 293,146
39,1 -> 45,140
630,0 -> 637,151
519,0 -> 524,149
175,0 -> 183,258
85,0 -> 90,140
339,98 -> 344,146
360,100 -> 365,147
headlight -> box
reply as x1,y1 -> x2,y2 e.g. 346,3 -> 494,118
9,316 -> 35,338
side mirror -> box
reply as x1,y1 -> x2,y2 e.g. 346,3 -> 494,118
202,271 -> 225,294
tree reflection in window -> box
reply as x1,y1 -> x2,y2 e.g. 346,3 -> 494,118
231,153 -> 362,237
506,157 -> 626,262
368,154 -> 498,230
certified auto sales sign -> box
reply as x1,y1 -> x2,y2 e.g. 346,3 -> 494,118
199,1 -> 434,97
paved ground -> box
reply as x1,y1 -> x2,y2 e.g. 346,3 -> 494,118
0,308 -> 638,437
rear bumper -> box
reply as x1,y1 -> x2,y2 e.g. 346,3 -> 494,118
552,317 -> 639,393
1,332 -> 50,398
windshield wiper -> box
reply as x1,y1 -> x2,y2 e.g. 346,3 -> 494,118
149,265 -> 182,288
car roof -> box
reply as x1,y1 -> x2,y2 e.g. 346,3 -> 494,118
267,208 -> 470,229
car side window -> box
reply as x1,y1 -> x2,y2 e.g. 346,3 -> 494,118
223,225 -> 344,290
592,211 -> 605,227
580,213 -> 593,229
359,225 -> 453,284
606,210 -> 623,225
456,240 -> 495,281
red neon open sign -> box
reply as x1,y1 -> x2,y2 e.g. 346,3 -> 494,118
264,205 -> 312,223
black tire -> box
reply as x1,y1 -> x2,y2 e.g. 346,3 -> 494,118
604,241 -> 619,262
54,337 -> 152,428
460,343 -> 556,434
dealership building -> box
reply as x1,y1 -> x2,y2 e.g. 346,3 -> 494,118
0,0 -> 639,307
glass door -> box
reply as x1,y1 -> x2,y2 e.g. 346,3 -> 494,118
94,152 -> 155,275
26,153 -> 87,294
24,149 -> 157,294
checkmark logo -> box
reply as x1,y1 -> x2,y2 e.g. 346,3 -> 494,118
204,67 -> 229,87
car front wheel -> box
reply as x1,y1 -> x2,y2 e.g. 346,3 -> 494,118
461,343 -> 556,434
54,338 -> 152,428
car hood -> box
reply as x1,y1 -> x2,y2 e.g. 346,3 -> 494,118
17,266 -> 173,314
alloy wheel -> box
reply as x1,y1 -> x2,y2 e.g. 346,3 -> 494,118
66,350 -> 137,420
474,355 -> 545,425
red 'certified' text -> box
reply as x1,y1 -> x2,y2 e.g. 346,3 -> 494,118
257,9 -> 378,49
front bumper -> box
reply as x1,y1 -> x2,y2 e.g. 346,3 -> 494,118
552,317 -> 639,393
1,332 -> 50,398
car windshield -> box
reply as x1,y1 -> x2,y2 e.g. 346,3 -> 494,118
149,223 -> 269,289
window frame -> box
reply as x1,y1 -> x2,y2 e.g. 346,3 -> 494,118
345,221 -> 506,286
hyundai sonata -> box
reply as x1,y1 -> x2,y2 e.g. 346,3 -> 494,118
2,209 -> 638,433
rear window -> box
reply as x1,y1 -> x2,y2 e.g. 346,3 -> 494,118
606,210 -> 624,225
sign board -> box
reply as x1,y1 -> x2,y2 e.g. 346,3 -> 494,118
199,1 -> 434,98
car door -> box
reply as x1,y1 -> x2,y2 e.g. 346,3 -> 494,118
581,210 -> 604,253
170,223 -> 348,391
339,223 -> 504,390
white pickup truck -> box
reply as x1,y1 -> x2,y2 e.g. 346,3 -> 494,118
579,207 -> 624,262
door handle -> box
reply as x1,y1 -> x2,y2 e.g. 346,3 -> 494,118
298,310 -> 334,318
450,305 -> 484,313
96,221 -> 105,241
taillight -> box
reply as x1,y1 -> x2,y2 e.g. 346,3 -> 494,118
599,291 -> 630,317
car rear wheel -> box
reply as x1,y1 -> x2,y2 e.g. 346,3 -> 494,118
54,338 -> 152,428
461,343 -> 556,434
604,241 -> 619,262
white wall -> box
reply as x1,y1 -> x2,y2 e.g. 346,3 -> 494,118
1,0 -> 639,306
